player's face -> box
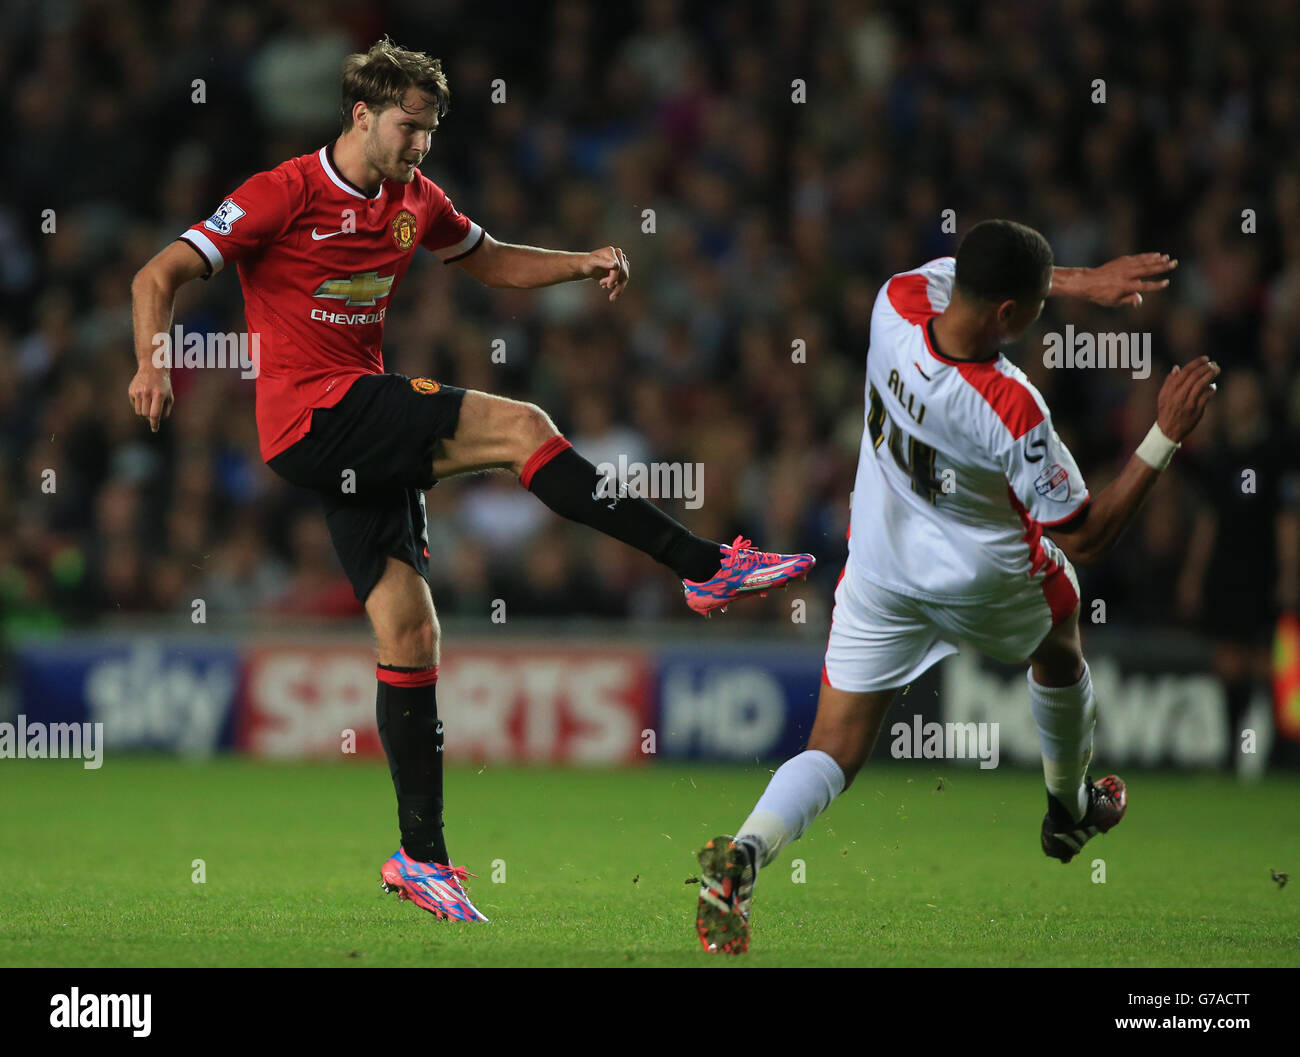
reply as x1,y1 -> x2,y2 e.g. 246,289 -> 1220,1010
365,89 -> 439,183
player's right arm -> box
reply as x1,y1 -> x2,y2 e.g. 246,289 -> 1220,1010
129,241 -> 210,432
129,167 -> 295,432
1048,355 -> 1221,564
1049,253 -> 1178,308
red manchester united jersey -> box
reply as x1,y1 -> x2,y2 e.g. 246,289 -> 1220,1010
179,145 -> 483,460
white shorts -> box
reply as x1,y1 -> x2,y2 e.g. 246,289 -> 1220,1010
822,558 -> 1080,692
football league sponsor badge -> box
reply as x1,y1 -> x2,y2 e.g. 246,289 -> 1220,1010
204,198 -> 246,235
1034,463 -> 1071,502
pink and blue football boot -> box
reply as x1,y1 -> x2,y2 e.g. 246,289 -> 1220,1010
682,536 -> 816,617
380,847 -> 489,922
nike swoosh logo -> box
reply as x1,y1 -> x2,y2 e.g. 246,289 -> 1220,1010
311,228 -> 346,240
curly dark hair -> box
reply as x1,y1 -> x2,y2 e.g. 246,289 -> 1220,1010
340,37 -> 450,131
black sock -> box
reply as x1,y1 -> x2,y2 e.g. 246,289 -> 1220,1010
521,437 -> 722,582
376,664 -> 448,863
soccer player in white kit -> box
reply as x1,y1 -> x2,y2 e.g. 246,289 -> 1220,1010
695,220 -> 1220,954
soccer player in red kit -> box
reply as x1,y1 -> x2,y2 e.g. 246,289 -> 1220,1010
129,39 -> 813,923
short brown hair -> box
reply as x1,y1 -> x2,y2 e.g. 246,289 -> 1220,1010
340,37 -> 450,131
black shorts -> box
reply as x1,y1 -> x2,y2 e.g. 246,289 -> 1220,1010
267,373 -> 467,603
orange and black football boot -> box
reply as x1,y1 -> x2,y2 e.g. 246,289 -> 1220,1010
696,835 -> 758,954
1041,774 -> 1127,864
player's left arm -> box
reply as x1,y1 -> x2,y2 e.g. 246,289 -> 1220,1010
1049,253 -> 1178,308
455,235 -> 630,300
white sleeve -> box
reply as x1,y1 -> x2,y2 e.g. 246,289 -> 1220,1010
922,256 -> 956,303
1002,416 -> 1090,525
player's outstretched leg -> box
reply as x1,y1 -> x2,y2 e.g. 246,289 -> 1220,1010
696,683 -> 895,954
431,391 -> 815,613
1026,602 -> 1127,862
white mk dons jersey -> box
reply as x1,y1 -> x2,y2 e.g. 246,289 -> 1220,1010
848,256 -> 1090,604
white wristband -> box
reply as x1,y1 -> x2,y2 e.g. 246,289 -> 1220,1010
1136,422 -> 1180,471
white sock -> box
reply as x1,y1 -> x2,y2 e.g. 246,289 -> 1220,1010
1028,662 -> 1097,823
736,749 -> 846,868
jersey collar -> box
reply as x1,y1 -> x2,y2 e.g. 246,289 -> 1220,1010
318,144 -> 385,202
925,317 -> 1000,367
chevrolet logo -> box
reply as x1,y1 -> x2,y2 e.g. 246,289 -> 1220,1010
313,271 -> 395,307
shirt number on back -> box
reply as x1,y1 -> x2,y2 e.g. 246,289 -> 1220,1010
868,384 -> 943,503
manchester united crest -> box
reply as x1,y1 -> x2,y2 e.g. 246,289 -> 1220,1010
410,377 -> 441,395
392,209 -> 417,250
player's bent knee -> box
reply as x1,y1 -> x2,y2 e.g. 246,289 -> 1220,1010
377,614 -> 439,668
503,401 -> 560,474
507,398 -> 553,439
454,393 -> 559,474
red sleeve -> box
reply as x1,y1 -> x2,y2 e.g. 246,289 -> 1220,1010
420,178 -> 484,262
179,167 -> 297,276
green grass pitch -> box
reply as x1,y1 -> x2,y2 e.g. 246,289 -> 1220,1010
1,758 -> 1296,967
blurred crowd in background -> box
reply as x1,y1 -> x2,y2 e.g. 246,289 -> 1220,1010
2,0 -> 1298,649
